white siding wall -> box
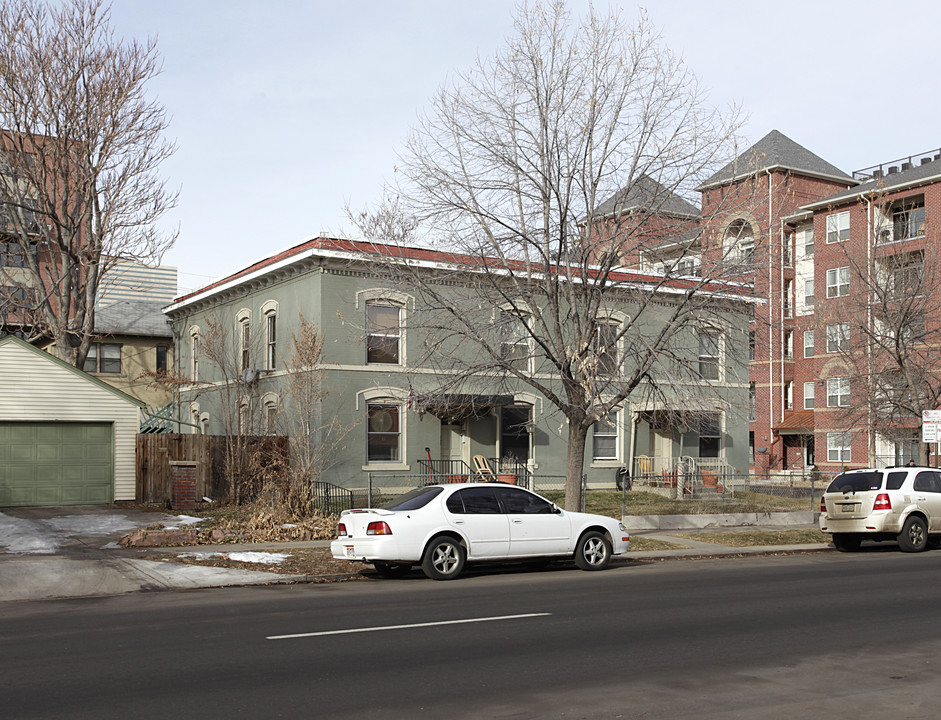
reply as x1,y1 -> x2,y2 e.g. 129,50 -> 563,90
0,343 -> 141,500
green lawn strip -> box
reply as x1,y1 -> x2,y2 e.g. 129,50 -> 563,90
668,528 -> 831,547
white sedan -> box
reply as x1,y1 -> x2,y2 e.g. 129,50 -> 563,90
330,483 -> 630,580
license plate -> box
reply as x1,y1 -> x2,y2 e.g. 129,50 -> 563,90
841,504 -> 857,513
345,545 -> 355,558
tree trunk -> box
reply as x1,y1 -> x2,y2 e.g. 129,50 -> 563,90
564,421 -> 589,512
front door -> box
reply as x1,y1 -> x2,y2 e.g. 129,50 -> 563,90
500,406 -> 531,465
440,422 -> 464,468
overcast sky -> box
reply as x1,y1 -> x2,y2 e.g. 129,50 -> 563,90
108,0 -> 941,295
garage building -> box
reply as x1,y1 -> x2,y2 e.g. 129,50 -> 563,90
0,336 -> 143,507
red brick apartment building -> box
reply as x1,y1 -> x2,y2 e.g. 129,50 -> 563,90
605,130 -> 941,475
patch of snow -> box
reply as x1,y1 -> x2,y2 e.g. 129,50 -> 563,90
280,523 -> 297,529
47,514 -> 142,535
162,514 -> 204,528
176,550 -> 291,565
0,513 -> 59,554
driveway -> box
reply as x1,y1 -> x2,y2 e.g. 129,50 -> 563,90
0,505 -> 303,602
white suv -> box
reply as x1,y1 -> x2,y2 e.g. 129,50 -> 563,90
819,466 -> 941,552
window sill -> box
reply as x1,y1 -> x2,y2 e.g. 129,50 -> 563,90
362,463 -> 410,472
590,460 -> 622,468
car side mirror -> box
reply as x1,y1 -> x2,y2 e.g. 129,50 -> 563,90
551,503 -> 562,514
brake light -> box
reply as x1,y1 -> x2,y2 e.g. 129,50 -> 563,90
820,496 -> 826,513
873,493 -> 891,511
367,521 -> 393,535
337,523 -> 347,537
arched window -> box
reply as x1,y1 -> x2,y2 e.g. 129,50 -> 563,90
724,219 -> 754,267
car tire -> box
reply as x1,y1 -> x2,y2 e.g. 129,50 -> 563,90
832,533 -> 861,552
421,536 -> 465,580
373,562 -> 412,578
574,530 -> 612,571
899,516 -> 928,552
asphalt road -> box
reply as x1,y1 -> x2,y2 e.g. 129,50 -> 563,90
3,550 -> 941,719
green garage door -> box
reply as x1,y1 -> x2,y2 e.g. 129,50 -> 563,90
0,422 -> 113,507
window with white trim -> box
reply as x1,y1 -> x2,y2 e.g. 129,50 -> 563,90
366,302 -> 401,365
827,432 -> 852,463
83,343 -> 121,374
802,227 -> 814,256
827,377 -> 850,407
239,316 -> 251,372
698,331 -> 720,380
593,321 -> 619,376
803,278 -> 814,308
191,330 -> 199,381
500,311 -> 530,371
892,197 -> 925,242
784,381 -> 794,410
698,413 -> 721,458
804,330 -> 814,358
749,383 -> 756,421
783,279 -> 793,318
826,211 -> 850,243
826,267 -> 849,298
367,402 -> 401,462
265,311 -> 277,370
804,381 -> 815,409
784,330 -> 793,359
826,323 -> 849,353
592,412 -> 619,461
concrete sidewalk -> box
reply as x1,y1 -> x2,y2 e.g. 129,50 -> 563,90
0,505 -> 833,602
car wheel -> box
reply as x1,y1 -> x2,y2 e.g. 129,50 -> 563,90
574,531 -> 612,571
899,516 -> 928,552
373,562 -> 412,578
832,533 -> 861,552
421,536 -> 465,580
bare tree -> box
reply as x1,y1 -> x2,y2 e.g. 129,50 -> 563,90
0,0 -> 176,365
823,191 -> 941,465
352,2 -> 752,509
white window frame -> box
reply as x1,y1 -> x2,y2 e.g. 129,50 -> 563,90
804,381 -> 815,410
366,401 -> 402,464
826,267 -> 849,298
827,377 -> 850,407
698,330 -> 721,381
591,411 -> 620,463
593,320 -> 620,376
827,431 -> 852,463
826,323 -> 849,353
803,278 -> 814,308
366,301 -> 403,365
237,309 -> 251,372
499,310 -> 532,373
784,330 -> 793,360
804,330 -> 814,358
189,326 -> 200,382
802,227 -> 814,256
826,211 -> 850,244
784,381 -> 793,411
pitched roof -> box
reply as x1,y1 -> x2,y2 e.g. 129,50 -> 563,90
772,410 -> 814,434
94,301 -> 172,338
698,130 -> 854,190
593,175 -> 700,219
0,335 -> 145,407
800,156 -> 941,210
165,235 -> 755,313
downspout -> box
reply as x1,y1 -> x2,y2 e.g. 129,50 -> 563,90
866,196 -> 874,465
767,170 -> 775,470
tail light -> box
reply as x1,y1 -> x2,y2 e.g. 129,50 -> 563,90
819,496 -> 826,513
873,493 -> 891,511
337,522 -> 347,537
367,521 -> 393,535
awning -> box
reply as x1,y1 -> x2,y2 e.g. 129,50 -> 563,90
773,410 -> 814,435
418,393 -> 515,422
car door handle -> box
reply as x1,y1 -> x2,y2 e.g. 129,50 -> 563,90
453,519 -> 465,525
512,519 -> 522,524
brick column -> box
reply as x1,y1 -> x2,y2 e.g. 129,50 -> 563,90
169,461 -> 198,511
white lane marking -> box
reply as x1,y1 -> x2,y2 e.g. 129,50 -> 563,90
266,612 -> 551,640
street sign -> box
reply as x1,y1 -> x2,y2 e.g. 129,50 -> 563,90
923,411 -> 941,444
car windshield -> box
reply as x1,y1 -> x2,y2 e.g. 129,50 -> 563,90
382,486 -> 444,511
827,471 -> 883,493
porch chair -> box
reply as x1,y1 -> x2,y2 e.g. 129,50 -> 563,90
472,454 -> 496,481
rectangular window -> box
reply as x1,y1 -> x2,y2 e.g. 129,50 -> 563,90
592,413 -> 618,460
784,381 -> 793,410
804,381 -> 815,409
366,303 -> 401,364
827,377 -> 850,407
698,413 -> 721,458
500,312 -> 529,371
826,211 -> 850,243
0,240 -> 28,268
367,403 -> 401,462
828,431 -> 852,463
265,403 -> 278,436
826,267 -> 849,298
749,383 -> 756,421
783,233 -> 793,265
804,330 -> 814,358
82,343 -> 121,374
783,279 -> 793,318
593,322 -> 619,376
266,313 -> 277,370
826,323 -> 849,353
156,345 -> 168,374
892,198 -> 925,241
192,335 -> 199,381
803,228 -> 814,256
698,332 -> 720,381
784,330 -> 793,359
749,330 -> 755,362
804,279 -> 814,308
240,318 -> 251,372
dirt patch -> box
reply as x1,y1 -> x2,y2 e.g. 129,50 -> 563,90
152,547 -> 372,581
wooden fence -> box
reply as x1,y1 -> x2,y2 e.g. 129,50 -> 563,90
136,434 -> 288,504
